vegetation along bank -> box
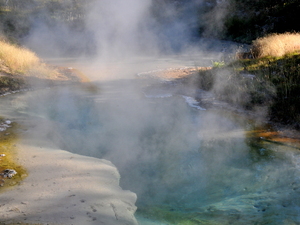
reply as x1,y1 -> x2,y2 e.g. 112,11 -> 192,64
194,32 -> 300,129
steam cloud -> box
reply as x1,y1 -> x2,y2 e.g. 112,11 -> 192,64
21,0 -> 211,60
86,0 -> 155,60
7,1 -> 300,224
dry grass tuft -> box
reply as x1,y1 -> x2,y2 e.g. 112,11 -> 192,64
251,32 -> 300,58
0,38 -> 83,95
0,40 -> 40,74
0,39 -> 58,79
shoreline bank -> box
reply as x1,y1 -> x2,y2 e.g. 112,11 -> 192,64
0,118 -> 138,225
0,66 -> 138,225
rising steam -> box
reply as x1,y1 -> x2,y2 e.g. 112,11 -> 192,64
6,1 -> 299,224
86,0 -> 156,60
21,0 -> 223,60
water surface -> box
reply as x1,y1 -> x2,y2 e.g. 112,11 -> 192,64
1,58 -> 300,225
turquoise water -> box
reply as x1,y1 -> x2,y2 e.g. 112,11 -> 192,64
3,78 -> 300,225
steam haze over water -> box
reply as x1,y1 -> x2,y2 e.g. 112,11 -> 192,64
4,78 -> 300,224
3,0 -> 300,224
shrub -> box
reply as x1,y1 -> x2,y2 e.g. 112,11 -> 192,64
0,76 -> 25,90
0,39 -> 40,74
251,32 -> 300,58
210,67 -> 275,109
201,52 -> 300,127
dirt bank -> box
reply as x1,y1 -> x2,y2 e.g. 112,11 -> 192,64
0,62 -> 89,96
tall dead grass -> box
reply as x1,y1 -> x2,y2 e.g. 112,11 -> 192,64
0,40 -> 40,74
251,32 -> 300,58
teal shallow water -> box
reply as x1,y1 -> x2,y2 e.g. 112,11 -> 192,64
2,78 -> 300,225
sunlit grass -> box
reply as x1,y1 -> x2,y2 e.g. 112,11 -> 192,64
252,32 -> 300,58
0,39 -> 60,80
0,39 -> 40,74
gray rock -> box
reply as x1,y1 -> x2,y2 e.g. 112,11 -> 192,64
1,169 -> 17,178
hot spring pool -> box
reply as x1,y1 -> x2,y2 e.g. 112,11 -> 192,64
2,78 -> 300,225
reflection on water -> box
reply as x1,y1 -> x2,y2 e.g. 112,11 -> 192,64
3,79 -> 300,225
